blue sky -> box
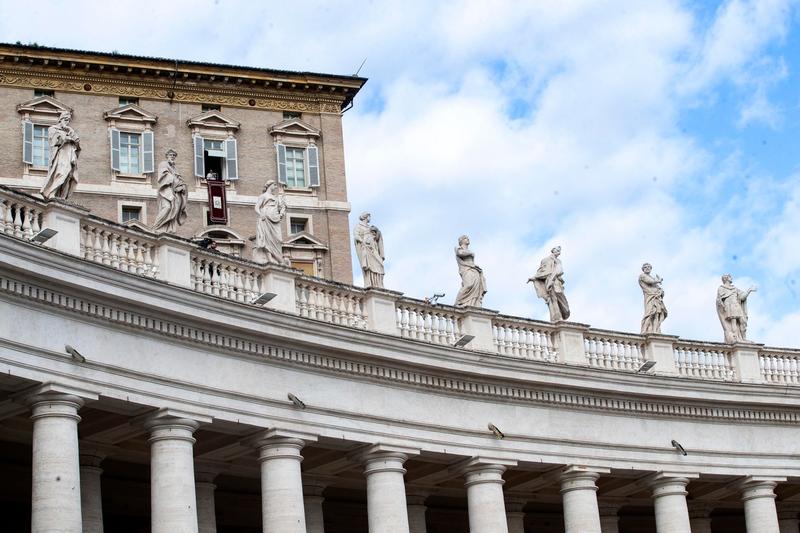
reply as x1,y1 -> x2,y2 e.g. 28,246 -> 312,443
1,0 -> 799,345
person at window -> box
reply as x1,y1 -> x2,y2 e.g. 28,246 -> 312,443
640,263 -> 667,334
206,169 -> 220,181
454,235 -> 487,307
716,274 -> 756,344
354,212 -> 385,288
40,111 -> 81,200
529,246 -> 570,322
253,180 -> 290,266
152,149 -> 188,233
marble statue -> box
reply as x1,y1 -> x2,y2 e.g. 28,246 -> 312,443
354,212 -> 385,288
253,180 -> 290,266
454,235 -> 487,307
40,111 -> 81,200
529,246 -> 570,322
152,149 -> 188,233
639,263 -> 667,334
716,274 -> 756,344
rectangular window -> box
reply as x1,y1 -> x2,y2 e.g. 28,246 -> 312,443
121,205 -> 141,223
290,218 -> 307,234
32,125 -> 50,167
34,89 -> 54,98
119,132 -> 141,174
283,111 -> 301,120
203,138 -> 225,180
202,104 -> 221,112
285,147 -> 306,188
119,96 -> 139,107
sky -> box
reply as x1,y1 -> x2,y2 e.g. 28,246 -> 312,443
1,0 -> 799,346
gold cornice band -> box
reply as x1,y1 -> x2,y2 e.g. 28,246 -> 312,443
0,69 -> 344,114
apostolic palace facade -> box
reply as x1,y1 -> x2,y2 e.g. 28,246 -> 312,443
0,43 -> 799,533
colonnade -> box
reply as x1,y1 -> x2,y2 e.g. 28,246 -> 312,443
21,387 -> 793,533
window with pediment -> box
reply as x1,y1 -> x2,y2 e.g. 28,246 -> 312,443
268,118 -> 321,190
103,104 -> 158,179
16,96 -> 73,174
186,111 -> 240,183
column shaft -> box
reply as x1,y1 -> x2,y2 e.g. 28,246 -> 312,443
196,481 -> 217,533
689,517 -> 712,533
649,475 -> 692,533
740,480 -> 781,533
779,518 -> 800,533
464,465 -> 509,533
30,394 -> 84,533
560,467 -> 605,533
364,452 -> 411,533
257,438 -> 308,533
506,511 -> 525,533
600,515 -> 620,533
146,417 -> 200,533
304,494 -> 326,533
80,464 -> 104,533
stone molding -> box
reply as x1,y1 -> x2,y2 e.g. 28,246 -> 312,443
3,267 -> 800,427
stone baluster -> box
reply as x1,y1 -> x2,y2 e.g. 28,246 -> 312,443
560,466 -> 610,533
22,206 -> 33,238
13,203 -> 23,237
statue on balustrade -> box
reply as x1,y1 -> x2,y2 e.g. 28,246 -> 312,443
354,212 -> 385,288
152,149 -> 188,233
253,180 -> 290,266
454,235 -> 487,307
40,111 -> 81,201
639,263 -> 667,334
529,246 -> 570,322
716,274 -> 756,344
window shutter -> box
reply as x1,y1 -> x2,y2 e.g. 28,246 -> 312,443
110,128 -> 120,171
22,121 -> 34,165
277,143 -> 287,184
224,137 -> 238,180
193,135 -> 205,178
308,145 -> 320,187
142,131 -> 154,173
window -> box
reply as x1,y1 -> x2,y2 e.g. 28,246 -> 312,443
290,218 -> 307,234
119,132 -> 141,174
202,104 -> 221,112
285,147 -> 306,188
121,205 -> 141,223
31,124 -> 50,167
283,111 -> 301,120
34,89 -> 54,98
192,135 -> 238,181
119,96 -> 139,107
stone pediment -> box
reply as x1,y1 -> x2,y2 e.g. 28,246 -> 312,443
268,118 -> 321,139
283,231 -> 327,249
186,110 -> 241,132
103,104 -> 158,124
16,95 -> 73,117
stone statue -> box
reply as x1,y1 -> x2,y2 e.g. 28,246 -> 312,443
152,149 -> 188,233
354,212 -> 385,288
528,246 -> 570,322
253,180 -> 290,266
639,263 -> 667,334
40,111 -> 80,200
454,235 -> 487,307
716,274 -> 756,344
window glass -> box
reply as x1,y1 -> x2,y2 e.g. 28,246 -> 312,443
285,147 -> 306,188
34,89 -> 54,98
121,206 -> 141,222
283,111 -> 301,120
290,218 -> 307,234
32,125 -> 50,167
119,132 -> 141,174
202,104 -> 221,112
119,96 -> 139,107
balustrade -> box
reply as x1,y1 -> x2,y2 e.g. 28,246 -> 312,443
80,222 -> 159,279
760,351 -> 800,384
584,333 -> 644,371
673,343 -> 735,381
0,197 -> 44,240
191,253 -> 263,303
296,279 -> 368,329
492,317 -> 557,361
395,300 -> 461,345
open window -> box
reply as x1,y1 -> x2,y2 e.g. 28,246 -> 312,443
269,118 -> 321,189
186,110 -> 240,183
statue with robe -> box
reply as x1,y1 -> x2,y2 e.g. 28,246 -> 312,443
354,212 -> 385,288
152,149 -> 188,233
40,111 -> 80,200
716,274 -> 756,343
454,235 -> 487,307
639,263 -> 667,334
253,180 -> 289,265
529,246 -> 570,322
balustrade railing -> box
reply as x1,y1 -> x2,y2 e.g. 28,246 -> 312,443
760,350 -> 800,384
673,342 -> 735,381
80,220 -> 159,279
492,316 -> 557,361
396,300 -> 461,346
296,278 -> 368,329
584,331 -> 645,371
191,251 -> 264,303
0,194 -> 45,241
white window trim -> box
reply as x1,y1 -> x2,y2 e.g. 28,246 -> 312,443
17,96 -> 72,178
117,200 -> 148,225
104,104 -> 157,181
287,214 -> 313,235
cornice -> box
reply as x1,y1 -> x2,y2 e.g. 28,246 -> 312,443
1,234 -> 800,426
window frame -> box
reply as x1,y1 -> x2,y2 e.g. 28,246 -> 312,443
288,215 -> 312,235
117,200 -> 147,225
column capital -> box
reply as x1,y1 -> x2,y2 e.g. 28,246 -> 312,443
17,382 -> 99,412
688,500 -> 714,519
245,427 -> 319,455
141,409 -> 208,445
560,465 -> 610,494
454,456 -> 517,487
646,472 -> 699,498
505,497 -> 527,513
736,476 -> 787,501
354,443 -> 420,466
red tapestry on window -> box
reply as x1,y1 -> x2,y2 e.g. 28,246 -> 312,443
207,181 -> 228,224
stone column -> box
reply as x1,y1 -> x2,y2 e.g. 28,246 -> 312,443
303,479 -> 327,533
737,477 -> 785,533
647,473 -> 696,533
688,502 -> 713,533
195,467 -> 221,533
458,457 -> 518,533
505,498 -> 527,533
80,450 -> 107,533
251,429 -> 317,533
406,492 -> 429,533
560,466 -> 610,533
144,410 -> 210,533
778,504 -> 800,533
359,444 -> 420,533
598,501 -> 621,533
25,385 -> 98,533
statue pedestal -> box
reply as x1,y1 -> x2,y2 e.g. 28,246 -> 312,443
644,334 -> 680,376
460,307 -> 499,352
43,201 -> 88,257
731,342 -> 764,383
554,321 -> 590,365
363,288 -> 403,335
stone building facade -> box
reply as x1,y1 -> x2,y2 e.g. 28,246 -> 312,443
0,43 -> 365,282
